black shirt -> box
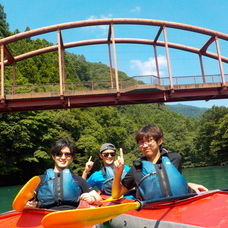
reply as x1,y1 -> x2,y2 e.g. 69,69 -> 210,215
121,150 -> 183,191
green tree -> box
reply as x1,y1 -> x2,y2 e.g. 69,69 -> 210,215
192,106 -> 228,166
0,4 -> 11,37
210,114 -> 228,165
0,111 -> 65,184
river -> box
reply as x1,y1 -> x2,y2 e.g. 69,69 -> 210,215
0,165 -> 228,214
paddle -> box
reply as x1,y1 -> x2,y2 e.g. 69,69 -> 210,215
101,195 -> 124,202
41,192 -> 205,228
12,176 -> 41,212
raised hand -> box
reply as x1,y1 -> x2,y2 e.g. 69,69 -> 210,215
82,156 -> 94,180
112,148 -> 128,199
114,148 -> 124,173
85,156 -> 94,173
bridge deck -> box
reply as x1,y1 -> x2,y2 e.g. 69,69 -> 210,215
1,82 -> 227,113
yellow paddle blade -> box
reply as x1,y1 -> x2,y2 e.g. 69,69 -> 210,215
42,202 -> 140,228
12,176 -> 41,211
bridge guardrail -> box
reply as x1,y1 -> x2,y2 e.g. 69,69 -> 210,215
3,74 -> 227,95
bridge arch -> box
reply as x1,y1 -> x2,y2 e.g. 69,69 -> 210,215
0,18 -> 228,113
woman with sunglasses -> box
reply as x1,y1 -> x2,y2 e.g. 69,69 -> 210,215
82,143 -> 134,198
112,125 -> 208,201
25,138 -> 102,210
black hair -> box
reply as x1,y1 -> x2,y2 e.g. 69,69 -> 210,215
50,138 -> 76,157
135,125 -> 163,143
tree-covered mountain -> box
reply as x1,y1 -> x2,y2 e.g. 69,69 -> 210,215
167,103 -> 208,118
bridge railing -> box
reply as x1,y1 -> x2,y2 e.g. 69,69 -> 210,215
4,74 -> 227,95
4,80 -> 119,95
130,74 -> 226,86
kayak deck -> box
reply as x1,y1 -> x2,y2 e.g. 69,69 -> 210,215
0,209 -> 50,228
105,191 -> 228,228
0,201 -> 97,228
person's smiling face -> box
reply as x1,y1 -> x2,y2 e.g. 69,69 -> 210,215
52,146 -> 73,172
99,149 -> 116,166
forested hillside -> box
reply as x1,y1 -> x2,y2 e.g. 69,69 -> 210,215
0,4 -> 228,186
167,104 -> 208,118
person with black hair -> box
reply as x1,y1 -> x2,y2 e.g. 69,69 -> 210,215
25,138 -> 102,211
112,125 -> 208,201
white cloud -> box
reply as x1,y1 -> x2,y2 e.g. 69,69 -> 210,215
87,15 -> 97,21
85,15 -> 113,36
87,14 -> 113,21
130,56 -> 167,76
130,6 -> 141,13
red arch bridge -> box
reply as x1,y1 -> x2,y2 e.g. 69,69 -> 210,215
0,18 -> 228,113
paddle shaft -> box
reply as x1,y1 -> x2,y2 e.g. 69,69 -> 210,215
139,188 -> 228,209
139,192 -> 197,209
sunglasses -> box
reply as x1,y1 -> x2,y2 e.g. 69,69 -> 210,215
102,152 -> 116,157
55,152 -> 72,158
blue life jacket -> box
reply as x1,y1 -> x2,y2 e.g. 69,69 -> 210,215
101,166 -> 127,195
137,156 -> 188,201
37,168 -> 81,208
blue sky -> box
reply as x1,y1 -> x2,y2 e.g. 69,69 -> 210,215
1,0 -> 228,108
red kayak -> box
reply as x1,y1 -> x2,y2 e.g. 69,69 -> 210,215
0,209 -> 51,228
102,189 -> 228,228
1,189 -> 227,228
0,200 -> 97,228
